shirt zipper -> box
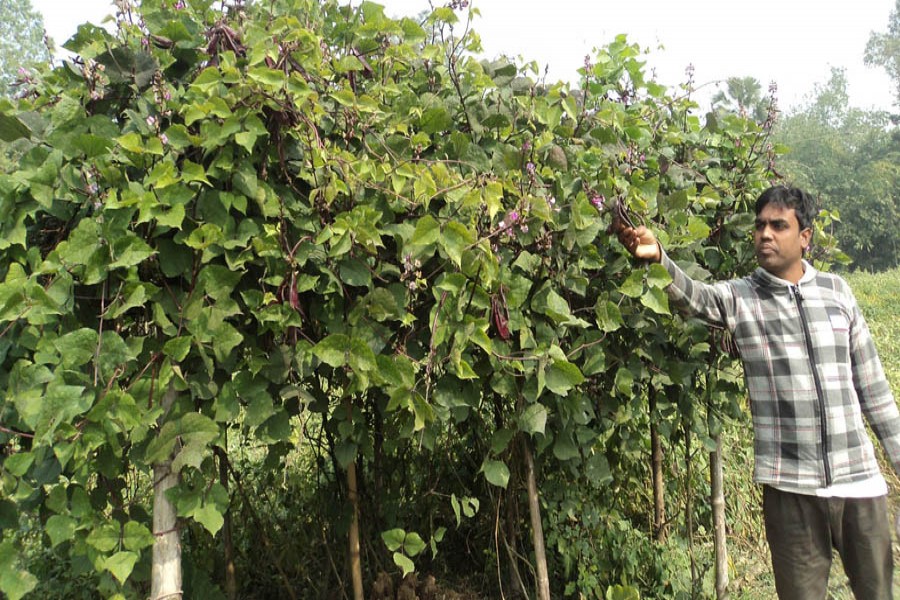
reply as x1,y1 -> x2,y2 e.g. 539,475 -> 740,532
791,284 -> 832,486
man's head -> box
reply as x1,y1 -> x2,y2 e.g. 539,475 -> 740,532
755,186 -> 816,231
752,186 -> 815,283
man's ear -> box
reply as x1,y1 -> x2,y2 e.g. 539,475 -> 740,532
800,227 -> 813,248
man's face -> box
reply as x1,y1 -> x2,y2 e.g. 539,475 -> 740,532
753,203 -> 812,282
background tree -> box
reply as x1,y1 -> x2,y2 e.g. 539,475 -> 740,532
0,0 -> 50,98
866,0 -> 900,107
711,76 -> 768,123
775,68 -> 899,271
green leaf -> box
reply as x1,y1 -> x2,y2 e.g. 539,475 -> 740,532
545,360 -> 585,395
606,584 -> 641,600
615,367 -> 634,396
490,428 -> 515,454
646,263 -> 673,289
532,286 -> 573,323
518,403 -> 548,435
313,334 -> 350,367
193,503 -> 225,535
0,113 -> 32,142
619,271 -> 644,298
419,107 -> 452,134
104,551 -> 139,584
553,432 -> 580,461
0,540 -> 37,600
87,522 -> 120,552
339,258 -> 372,287
182,160 -> 212,186
122,521 -> 155,551
110,236 -> 155,269
348,338 -> 377,372
481,459 -> 510,488
46,514 -> 77,548
403,532 -> 427,557
409,214 -> 440,248
440,222 -> 475,267
640,287 -> 670,315
3,452 -> 33,476
334,441 -> 357,469
393,551 -> 415,576
248,67 -> 286,88
163,336 -> 192,361
451,494 -> 461,525
382,528 -> 406,552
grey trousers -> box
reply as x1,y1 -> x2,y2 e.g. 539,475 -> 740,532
763,485 -> 893,600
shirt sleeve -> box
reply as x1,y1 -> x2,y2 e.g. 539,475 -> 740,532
847,286 -> 900,478
660,250 -> 736,330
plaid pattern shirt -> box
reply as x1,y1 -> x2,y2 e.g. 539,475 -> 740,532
662,252 -> 900,489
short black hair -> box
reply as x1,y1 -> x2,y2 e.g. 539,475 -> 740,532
755,186 -> 816,231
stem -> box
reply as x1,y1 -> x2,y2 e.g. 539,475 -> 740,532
684,419 -> 697,598
710,433 -> 729,599
708,377 -> 729,599
216,446 -> 238,600
345,400 -> 365,600
649,386 -> 667,542
521,438 -> 550,600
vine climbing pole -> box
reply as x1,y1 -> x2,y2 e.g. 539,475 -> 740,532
152,383 -> 182,600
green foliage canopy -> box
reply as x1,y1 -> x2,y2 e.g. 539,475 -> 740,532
0,0 -> 788,596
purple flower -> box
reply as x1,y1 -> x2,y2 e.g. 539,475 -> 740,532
522,140 -> 531,152
508,210 -> 519,223
146,115 -> 156,127
174,0 -> 186,9
520,224 -> 529,233
159,133 -> 169,145
591,195 -> 605,209
525,162 -> 535,175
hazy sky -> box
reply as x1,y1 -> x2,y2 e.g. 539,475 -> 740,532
32,0 -> 897,112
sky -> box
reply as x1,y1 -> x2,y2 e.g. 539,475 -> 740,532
32,0 -> 897,113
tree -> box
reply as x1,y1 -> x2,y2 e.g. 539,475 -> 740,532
776,68 -> 899,271
0,0 -> 50,97
866,0 -> 900,106
711,76 -> 768,123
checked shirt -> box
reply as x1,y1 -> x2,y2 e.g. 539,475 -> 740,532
661,251 -> 900,489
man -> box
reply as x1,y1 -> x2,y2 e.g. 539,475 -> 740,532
617,185 -> 900,599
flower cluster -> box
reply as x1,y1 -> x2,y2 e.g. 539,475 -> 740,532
152,71 -> 173,111
448,0 -> 469,9
81,59 -> 109,101
546,195 -> 560,213
401,254 -> 423,292
762,81 -> 779,131
145,114 -> 169,146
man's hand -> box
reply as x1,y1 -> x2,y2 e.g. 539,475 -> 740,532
617,225 -> 662,262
